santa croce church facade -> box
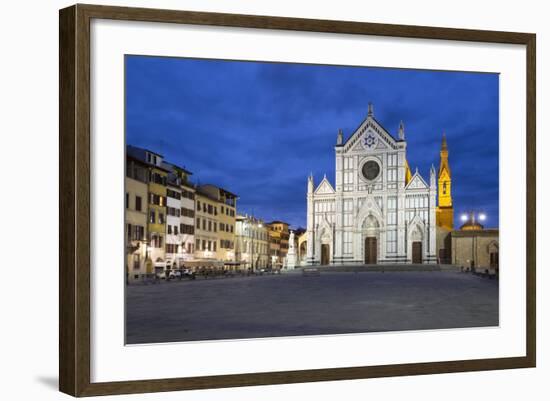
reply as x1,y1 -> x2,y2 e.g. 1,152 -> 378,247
306,104 -> 451,265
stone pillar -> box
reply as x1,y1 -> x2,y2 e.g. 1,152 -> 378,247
306,175 -> 315,265
397,148 -> 407,262
427,165 -> 437,263
334,149 -> 344,264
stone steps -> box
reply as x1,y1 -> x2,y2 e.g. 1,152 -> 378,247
296,264 -> 462,273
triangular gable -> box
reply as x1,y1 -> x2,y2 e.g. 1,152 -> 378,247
343,115 -> 398,153
407,214 -> 426,240
350,140 -> 364,152
314,177 -> 335,195
375,139 -> 388,150
405,173 -> 429,190
356,193 -> 384,221
318,215 -> 333,236
408,213 -> 426,227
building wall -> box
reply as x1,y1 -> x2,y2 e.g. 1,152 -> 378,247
451,230 -> 499,270
270,222 -> 289,259
194,185 -> 237,263
147,167 -> 167,269
194,193 -> 219,260
235,216 -> 269,270
268,229 -> 280,266
268,222 -> 290,267
436,206 -> 454,232
217,201 -> 236,262
179,184 -> 196,259
125,176 -> 148,280
165,183 -> 196,268
165,185 -> 182,268
436,226 -> 452,264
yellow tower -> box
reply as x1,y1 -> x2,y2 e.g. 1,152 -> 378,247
436,132 -> 454,230
404,158 -> 412,185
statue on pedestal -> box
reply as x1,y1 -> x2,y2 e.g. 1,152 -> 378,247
286,230 -> 297,269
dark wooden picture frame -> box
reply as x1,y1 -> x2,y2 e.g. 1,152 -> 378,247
59,3 -> 536,397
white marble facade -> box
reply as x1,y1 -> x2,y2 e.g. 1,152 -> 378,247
306,105 -> 437,265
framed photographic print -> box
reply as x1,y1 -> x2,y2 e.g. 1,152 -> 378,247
59,4 -> 536,397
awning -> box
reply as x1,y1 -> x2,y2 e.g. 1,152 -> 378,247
181,259 -> 224,268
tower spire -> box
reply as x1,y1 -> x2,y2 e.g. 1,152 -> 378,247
439,131 -> 450,175
430,164 -> 436,188
436,130 -> 453,230
307,173 -> 314,194
404,158 -> 412,185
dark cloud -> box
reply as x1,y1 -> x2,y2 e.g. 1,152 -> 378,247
126,56 -> 499,228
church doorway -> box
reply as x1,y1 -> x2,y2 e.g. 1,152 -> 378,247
321,244 -> 330,265
488,241 -> 499,272
364,237 -> 377,264
490,252 -> 499,269
412,241 -> 423,264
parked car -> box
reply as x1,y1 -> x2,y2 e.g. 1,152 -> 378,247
155,270 -> 167,280
181,268 -> 193,277
169,270 -> 182,280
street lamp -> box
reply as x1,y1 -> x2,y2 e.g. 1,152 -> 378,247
460,211 -> 487,227
460,211 -> 487,272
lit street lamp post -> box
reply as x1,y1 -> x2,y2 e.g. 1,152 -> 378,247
460,211 -> 487,272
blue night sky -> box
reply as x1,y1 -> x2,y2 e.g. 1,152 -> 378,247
126,55 -> 499,229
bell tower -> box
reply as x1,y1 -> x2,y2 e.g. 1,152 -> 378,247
436,132 -> 454,230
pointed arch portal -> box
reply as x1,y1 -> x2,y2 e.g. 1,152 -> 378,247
364,237 -> 377,264
362,213 -> 380,264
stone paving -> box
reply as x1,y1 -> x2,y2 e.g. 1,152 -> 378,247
125,270 -> 498,344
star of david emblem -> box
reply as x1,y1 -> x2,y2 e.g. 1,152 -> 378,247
363,133 -> 377,148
